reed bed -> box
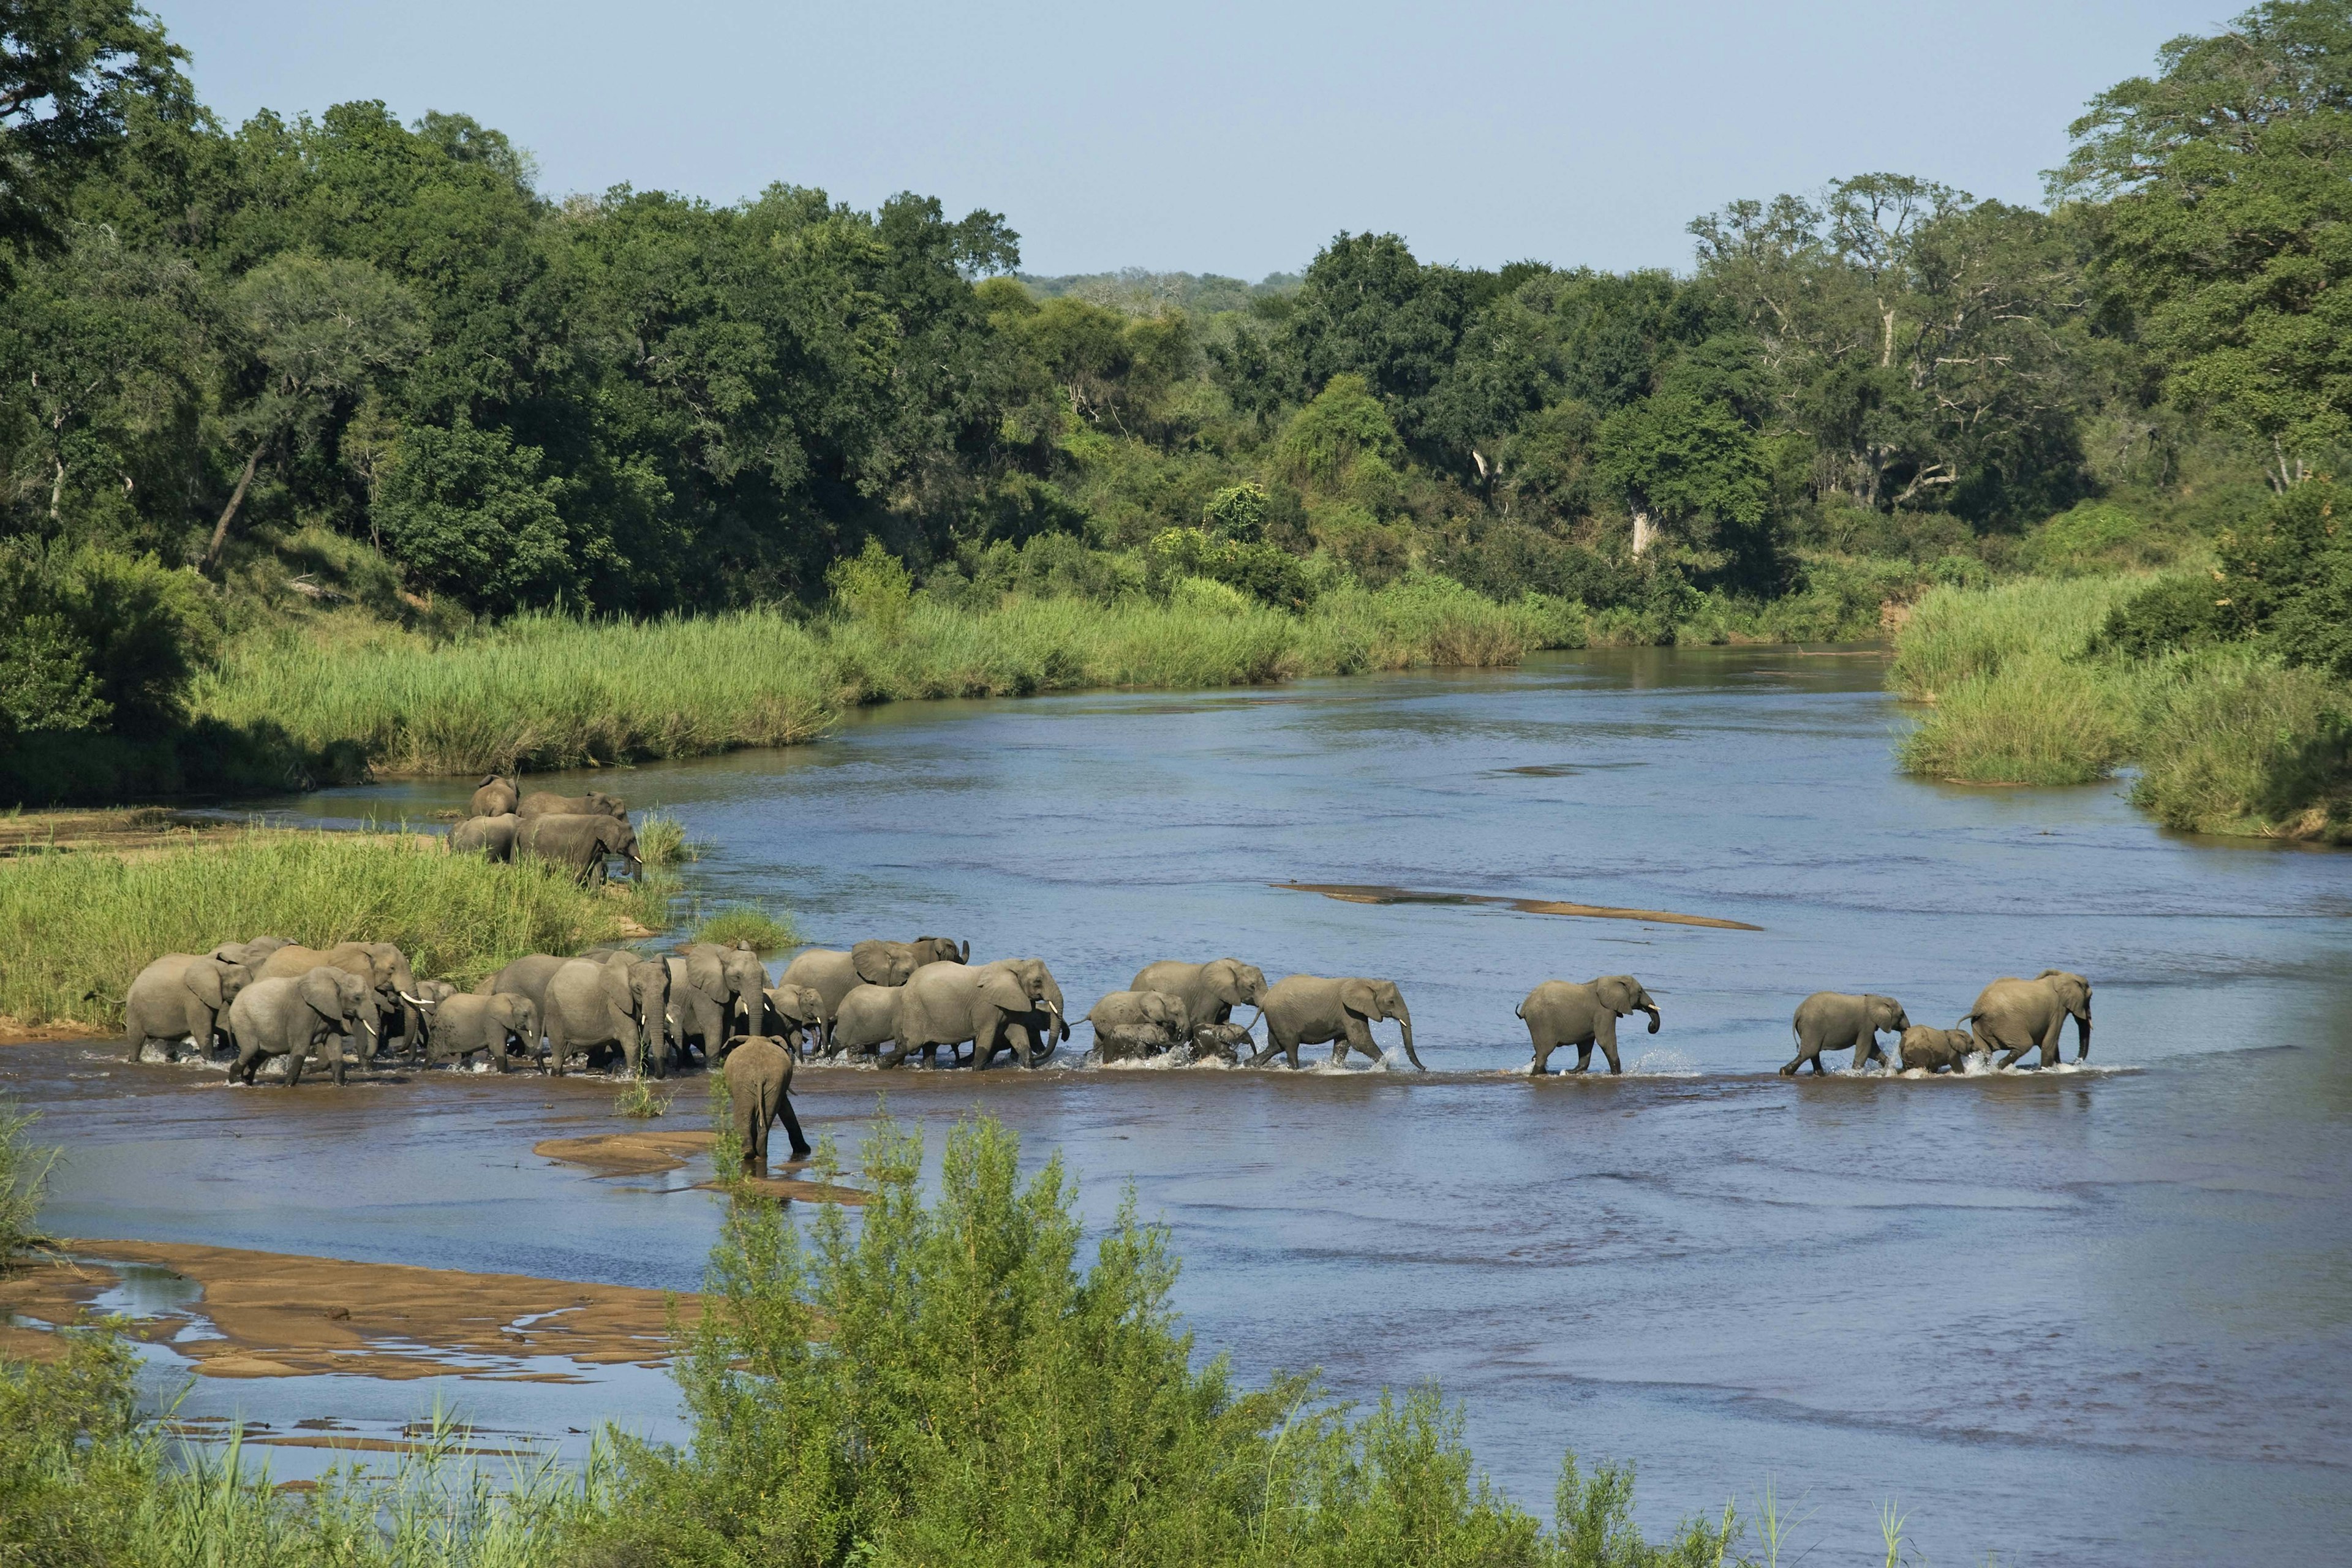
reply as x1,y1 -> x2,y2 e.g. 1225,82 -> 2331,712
0,832 -> 631,1028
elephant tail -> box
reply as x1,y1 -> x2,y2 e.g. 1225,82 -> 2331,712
1513,1000 -> 1525,1019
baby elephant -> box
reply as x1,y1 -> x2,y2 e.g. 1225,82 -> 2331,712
1783,992 -> 1910,1076
1186,1022 -> 1252,1065
1093,1023 -> 1176,1063
424,993 -> 537,1071
722,1036 -> 810,1168
1899,1025 -> 1980,1074
760,984 -> 826,1055
1087,989 -> 1191,1044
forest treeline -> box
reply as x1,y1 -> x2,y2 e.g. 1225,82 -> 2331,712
2,1 -> 2349,813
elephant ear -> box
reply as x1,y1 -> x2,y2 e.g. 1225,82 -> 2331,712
1595,976 -> 1634,1014
187,960 -> 225,1011
687,948 -> 726,997
299,968 -> 341,1017
851,941 -> 901,986
600,962 -> 633,1014
979,971 -> 1028,1012
1338,978 -> 1378,1018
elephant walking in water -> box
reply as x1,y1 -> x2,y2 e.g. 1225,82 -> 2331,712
1518,975 -> 1660,1075
1967,970 -> 2092,1068
1899,1025 -> 1980,1074
887,959 -> 1066,1070
720,1036 -> 810,1167
543,955 -> 669,1078
1128,959 -> 1267,1035
470,775 -> 518,817
227,970 -> 373,1087
1251,976 -> 1421,1071
123,953 -> 253,1063
778,937 -> 967,1055
1783,992 -> 1910,1075
1085,990 -> 1191,1057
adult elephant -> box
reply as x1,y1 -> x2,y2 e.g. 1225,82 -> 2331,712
123,953 -> 252,1063
720,1036 -> 810,1167
887,959 -> 1066,1070
1517,975 -> 1660,1075
543,954 -> 669,1078
1129,958 -> 1267,1034
517,790 -> 627,822
209,936 -> 292,970
1085,990 -> 1190,1054
228,970 -> 373,1087
777,936 -> 967,1054
517,813 -> 641,886
1966,970 -> 2092,1069
470,775 -> 518,817
1782,992 -> 1910,1076
481,952 -> 573,1038
422,993 -> 537,1071
258,943 -> 419,1072
449,813 -> 518,862
1253,975 -> 1422,1071
665,943 -> 768,1068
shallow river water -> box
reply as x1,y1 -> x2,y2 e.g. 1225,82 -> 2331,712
10,647 -> 2351,1565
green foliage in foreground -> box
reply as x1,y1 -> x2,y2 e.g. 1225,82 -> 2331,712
0,831 -> 634,1029
1891,576 -> 2352,839
1,1095 -> 53,1267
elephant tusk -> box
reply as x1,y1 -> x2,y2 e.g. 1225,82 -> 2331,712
399,991 -> 438,1008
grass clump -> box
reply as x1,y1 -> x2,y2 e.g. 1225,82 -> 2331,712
690,903 -> 795,955
1,1093 -> 54,1268
614,1077 -> 674,1119
0,831 -> 636,1029
633,812 -> 703,869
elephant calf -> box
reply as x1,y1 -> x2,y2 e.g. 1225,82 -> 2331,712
1517,975 -> 1660,1076
722,1036 -> 811,1168
1087,990 -> 1190,1050
1899,1025 -> 1981,1074
1186,1022 -> 1252,1065
423,993 -> 537,1071
760,984 -> 826,1055
1783,992 -> 1910,1076
1094,1023 -> 1177,1063
470,774 -> 519,817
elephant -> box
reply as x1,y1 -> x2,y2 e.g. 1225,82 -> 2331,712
1252,975 -> 1422,1071
228,970 -> 373,1087
481,952 -> 575,1036
449,813 -> 518,862
1899,1025 -> 1981,1074
543,954 -> 669,1077
1086,990 -> 1191,1049
516,813 -> 641,886
663,943 -> 767,1068
1782,992 -> 1911,1076
1129,958 -> 1268,1033
826,983 -> 905,1061
777,936 -> 968,1054
123,954 -> 252,1063
886,958 -> 1066,1070
720,1036 -> 810,1167
470,775 -> 519,818
208,936 -> 292,970
1966,970 -> 2092,1069
759,984 -> 826,1053
1094,1023 -> 1175,1063
1517,976 -> 1660,1076
516,790 -> 627,822
421,993 -> 537,1071
257,942 -> 420,1072
1186,1022 -> 1252,1065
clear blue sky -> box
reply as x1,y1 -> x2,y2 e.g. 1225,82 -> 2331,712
149,1 -> 2228,279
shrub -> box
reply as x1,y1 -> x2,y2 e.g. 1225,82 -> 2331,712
1147,526 -> 1316,609
2100,481 -> 2352,677
2017,500 -> 2193,575
1896,654 -> 2144,785
1889,576 -> 2146,701
826,538 -> 913,630
2133,655 -> 2352,840
0,539 -> 215,736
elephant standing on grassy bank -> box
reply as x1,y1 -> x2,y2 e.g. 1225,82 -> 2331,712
886,959 -> 1066,1069
778,937 -> 968,1054
228,970 -> 372,1087
450,813 -> 518,861
470,776 -> 518,817
1129,959 -> 1268,1035
1967,971 -> 2092,1069
517,814 -> 641,886
720,1036 -> 810,1167
1782,992 -> 1910,1076
1518,976 -> 1660,1075
1251,976 -> 1422,1070
123,954 -> 253,1063
543,954 -> 668,1077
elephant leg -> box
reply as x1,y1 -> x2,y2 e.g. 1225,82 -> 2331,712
776,1094 -> 810,1162
284,1042 -> 307,1088
1596,1017 -> 1624,1074
1338,1016 -> 1379,1066
735,1101 -> 761,1168
1530,1038 -> 1554,1074
1567,1042 -> 1591,1074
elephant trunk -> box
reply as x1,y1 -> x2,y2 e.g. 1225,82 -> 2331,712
1393,1002 -> 1424,1071
1639,1002 -> 1661,1035
2075,1011 -> 2091,1061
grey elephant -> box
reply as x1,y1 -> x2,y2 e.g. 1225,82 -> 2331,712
481,952 -> 574,1030
824,983 -> 904,1061
449,813 -> 518,861
777,937 -> 968,1053
1899,1025 -> 1980,1074
517,813 -> 641,886
470,775 -> 519,817
663,943 -> 767,1068
423,993 -> 537,1071
760,984 -> 826,1054
887,958 -> 1066,1070
1966,970 -> 2092,1068
405,979 -> 458,1061
1186,1022 -> 1251,1065
720,1036 -> 810,1167
1086,990 -> 1191,1049
1129,959 -> 1268,1033
517,790 -> 627,821
1253,975 -> 1422,1070
1783,992 -> 1911,1076
123,953 -> 252,1063
257,942 -> 419,1072
1094,1023 -> 1174,1063
228,970 -> 372,1087
209,936 -> 292,970
1517,976 -> 1660,1076
543,954 -> 669,1077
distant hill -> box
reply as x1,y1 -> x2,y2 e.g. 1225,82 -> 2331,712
1014,268 -> 1303,315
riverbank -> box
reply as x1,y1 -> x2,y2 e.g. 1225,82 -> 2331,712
1889,577 -> 2352,841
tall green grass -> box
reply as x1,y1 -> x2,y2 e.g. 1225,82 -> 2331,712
0,1092 -> 51,1266
2132,654 -> 2352,839
0,832 -> 633,1028
191,579 -> 1591,780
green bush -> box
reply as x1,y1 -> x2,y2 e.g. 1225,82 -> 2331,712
2016,500 -> 2196,575
0,539 -> 216,736
2101,481 -> 2352,677
1146,526 -> 1316,608
2132,655 -> 2352,840
826,538 -> 914,631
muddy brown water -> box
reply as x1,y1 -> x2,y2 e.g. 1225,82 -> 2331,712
9,647 -> 2351,1562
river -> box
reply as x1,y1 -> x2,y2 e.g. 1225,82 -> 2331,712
9,646 -> 2349,1565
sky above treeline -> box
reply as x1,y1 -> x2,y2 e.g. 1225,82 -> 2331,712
154,0 -> 2226,279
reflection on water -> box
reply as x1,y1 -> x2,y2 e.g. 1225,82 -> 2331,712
12,647 -> 2351,1566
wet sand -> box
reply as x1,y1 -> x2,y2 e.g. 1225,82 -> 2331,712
535,1128 -> 868,1202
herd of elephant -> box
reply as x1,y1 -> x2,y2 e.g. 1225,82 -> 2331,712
442,776 -> 643,884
